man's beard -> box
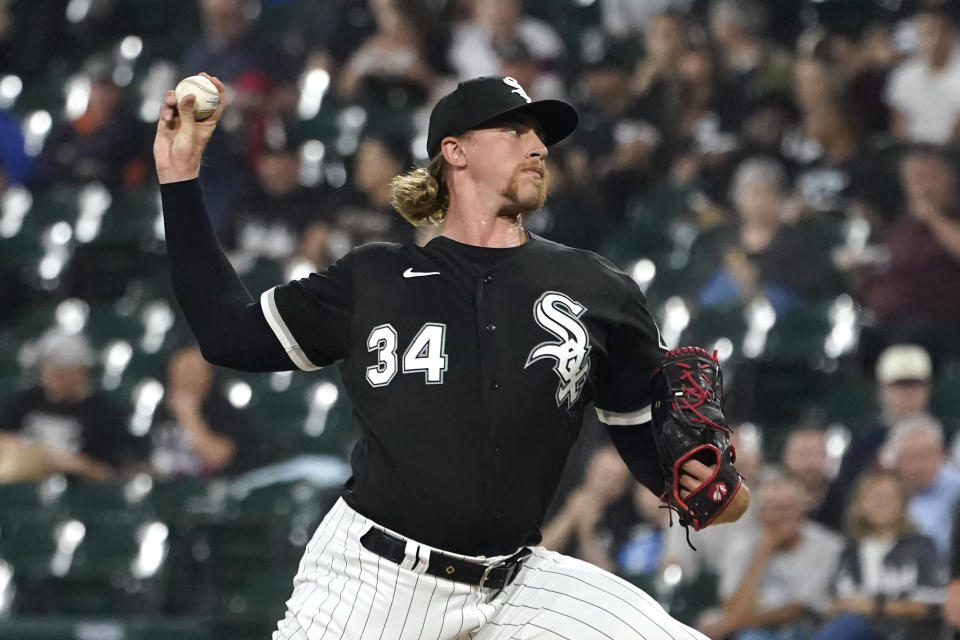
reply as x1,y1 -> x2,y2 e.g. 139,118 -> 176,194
500,165 -> 549,217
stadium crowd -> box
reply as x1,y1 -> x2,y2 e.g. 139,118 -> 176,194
1,0 -> 960,638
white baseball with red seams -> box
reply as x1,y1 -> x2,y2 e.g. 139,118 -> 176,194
174,75 -> 219,121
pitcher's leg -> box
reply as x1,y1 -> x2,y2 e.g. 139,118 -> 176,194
273,499 -> 492,640
477,548 -> 707,640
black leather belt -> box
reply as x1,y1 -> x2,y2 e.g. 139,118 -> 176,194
359,527 -> 531,591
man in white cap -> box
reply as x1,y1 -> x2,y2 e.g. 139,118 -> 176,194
819,344 -> 935,529
0,330 -> 142,480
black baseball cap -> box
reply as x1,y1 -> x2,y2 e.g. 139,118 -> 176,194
426,76 -> 579,157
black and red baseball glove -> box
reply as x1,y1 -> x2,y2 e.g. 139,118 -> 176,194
650,346 -> 743,532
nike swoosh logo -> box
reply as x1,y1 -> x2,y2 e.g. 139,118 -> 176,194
403,268 -> 440,278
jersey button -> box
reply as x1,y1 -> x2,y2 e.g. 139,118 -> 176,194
490,381 -> 499,390
492,444 -> 501,454
485,323 -> 497,332
482,274 -> 493,284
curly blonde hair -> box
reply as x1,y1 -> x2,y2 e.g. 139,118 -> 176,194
390,154 -> 449,227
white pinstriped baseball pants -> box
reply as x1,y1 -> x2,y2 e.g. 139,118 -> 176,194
273,499 -> 707,640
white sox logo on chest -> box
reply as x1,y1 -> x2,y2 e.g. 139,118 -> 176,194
525,292 -> 591,408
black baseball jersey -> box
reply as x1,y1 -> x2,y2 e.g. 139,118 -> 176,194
261,234 -> 666,555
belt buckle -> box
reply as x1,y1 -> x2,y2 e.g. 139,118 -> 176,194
478,559 -> 499,590
478,548 -> 528,590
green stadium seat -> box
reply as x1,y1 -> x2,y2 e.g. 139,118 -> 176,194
216,566 -> 293,621
128,617 -> 213,640
932,370 -> 960,435
0,481 -> 67,538
661,570 -> 720,627
764,300 -> 833,362
64,480 -> 151,521
0,513 -> 64,580
0,616 -> 78,640
149,478 -> 221,528
0,616 -> 212,640
681,304 -> 748,354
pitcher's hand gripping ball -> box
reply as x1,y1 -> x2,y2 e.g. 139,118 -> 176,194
651,347 -> 742,532
174,75 -> 220,121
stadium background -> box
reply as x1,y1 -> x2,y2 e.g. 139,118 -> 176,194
1,0 -> 960,638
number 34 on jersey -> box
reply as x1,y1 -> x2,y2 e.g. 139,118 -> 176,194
365,323 -> 449,386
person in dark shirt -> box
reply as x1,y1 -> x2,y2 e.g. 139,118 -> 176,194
149,346 -> 262,478
235,134 -> 338,258
33,59 -> 151,190
330,132 -> 415,246
181,0 -> 294,86
540,445 -> 634,572
0,331 -> 142,480
861,148 -> 960,348
696,156 -> 839,315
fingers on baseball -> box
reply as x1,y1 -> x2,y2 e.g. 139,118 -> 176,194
157,91 -> 179,131
179,92 -> 197,113
199,72 -> 228,118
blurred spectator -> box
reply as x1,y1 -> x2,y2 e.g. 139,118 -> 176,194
633,12 -> 710,162
859,148 -> 960,350
599,0 -> 674,38
616,484 -> 671,577
699,473 -> 844,640
332,133 -> 415,246
149,346 -> 262,479
738,93 -> 798,165
181,0 -> 297,240
656,48 -> 739,199
814,472 -> 946,640
945,502 -> 960,630
494,36 -> 566,101
793,56 -> 841,118
236,136 -> 334,258
820,344 -> 934,530
337,0 -> 441,105
33,59 -> 151,189
696,157 -> 838,315
674,47 -> 737,156
571,41 -> 660,221
888,412 -> 960,558
527,146 -> 608,252
182,0 -> 294,85
0,108 -> 31,187
633,11 -> 689,99
782,428 -> 832,525
301,0 -> 377,75
886,7 -> 960,144
840,23 -> 898,137
540,445 -> 633,573
708,0 -> 794,130
791,100 -> 872,216
290,221 -> 336,273
0,331 -> 142,481
449,0 -> 564,82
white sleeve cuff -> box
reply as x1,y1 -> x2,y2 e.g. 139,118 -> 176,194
260,286 -> 321,372
595,404 -> 652,426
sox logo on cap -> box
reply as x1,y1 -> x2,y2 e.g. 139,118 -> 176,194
503,76 -> 532,103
